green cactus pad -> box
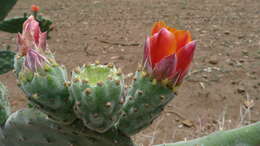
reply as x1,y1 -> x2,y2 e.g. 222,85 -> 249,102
18,62 -> 76,124
0,15 -> 53,34
0,108 -> 134,146
0,50 -> 15,75
0,0 -> 17,21
155,122 -> 260,146
70,64 -> 125,133
37,15 -> 53,33
0,83 -> 11,125
0,16 -> 27,33
118,71 -> 175,136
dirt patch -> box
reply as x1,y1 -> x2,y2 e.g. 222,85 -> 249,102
0,0 -> 259,145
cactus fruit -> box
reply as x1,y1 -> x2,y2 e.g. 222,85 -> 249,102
118,71 -> 175,136
0,82 -> 11,125
155,122 -> 260,146
0,50 -> 16,75
70,64 -> 125,133
0,0 -> 17,21
0,108 -> 134,146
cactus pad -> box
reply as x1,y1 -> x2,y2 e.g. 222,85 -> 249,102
0,50 -> 15,75
70,64 -> 125,133
118,71 -> 175,136
0,108 -> 134,146
18,62 -> 76,124
0,83 -> 11,125
155,122 -> 260,146
0,0 -> 17,21
0,15 -> 53,34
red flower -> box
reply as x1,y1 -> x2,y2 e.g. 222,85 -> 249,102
143,22 -> 196,85
31,5 -> 40,12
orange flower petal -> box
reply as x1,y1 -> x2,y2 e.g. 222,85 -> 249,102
150,28 -> 177,67
175,30 -> 192,52
151,21 -> 176,35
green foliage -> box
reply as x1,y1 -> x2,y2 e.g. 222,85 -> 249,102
70,64 -> 124,133
0,16 -> 27,33
0,0 -> 17,21
0,50 -> 15,75
155,122 -> 260,146
37,15 -> 53,33
118,71 -> 175,136
0,108 -> 134,146
0,82 -> 10,125
0,14 -> 53,34
18,61 -> 76,124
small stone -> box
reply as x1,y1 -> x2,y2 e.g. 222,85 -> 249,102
231,80 -> 238,85
208,56 -> 218,65
111,56 -> 124,60
239,59 -> 245,63
224,31 -> 230,35
178,124 -> 183,128
182,120 -> 193,127
242,50 -> 248,55
237,87 -> 245,94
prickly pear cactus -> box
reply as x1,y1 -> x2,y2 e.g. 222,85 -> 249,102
118,71 -> 175,136
0,108 -> 134,146
0,82 -> 10,125
0,50 -> 16,75
0,0 -> 17,21
0,15 -> 53,34
0,16 -> 27,33
17,59 -> 76,124
37,15 -> 53,33
70,64 -> 125,133
155,122 -> 260,146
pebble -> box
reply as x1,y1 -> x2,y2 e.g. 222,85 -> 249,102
242,50 -> 248,55
237,87 -> 245,94
182,120 -> 193,128
208,56 -> 218,65
224,31 -> 230,35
